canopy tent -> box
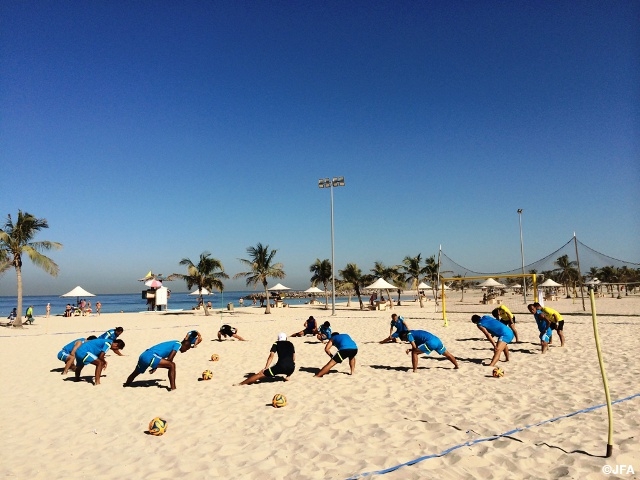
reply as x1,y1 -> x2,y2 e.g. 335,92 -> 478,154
304,286 -> 324,294
145,279 -> 163,288
417,282 -> 431,289
189,287 -> 212,295
510,284 -> 522,289
268,283 -> 291,291
539,279 -> 562,287
365,278 -> 398,290
585,278 -> 601,286
61,286 -> 95,305
477,278 -> 505,288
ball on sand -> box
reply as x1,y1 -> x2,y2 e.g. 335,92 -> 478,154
202,369 -> 213,380
272,393 -> 287,408
210,354 -> 220,361
148,417 -> 168,436
492,367 -> 505,378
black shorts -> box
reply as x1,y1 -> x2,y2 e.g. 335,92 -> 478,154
220,325 -> 235,336
303,328 -> 316,335
555,320 -> 564,331
499,316 -> 516,325
332,348 -> 358,363
265,362 -> 295,377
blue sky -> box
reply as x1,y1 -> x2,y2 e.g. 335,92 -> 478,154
1,1 -> 638,295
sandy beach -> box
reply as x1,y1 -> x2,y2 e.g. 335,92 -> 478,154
1,291 -> 638,479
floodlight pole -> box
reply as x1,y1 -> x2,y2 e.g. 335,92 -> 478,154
319,177 -> 345,316
517,209 -> 527,303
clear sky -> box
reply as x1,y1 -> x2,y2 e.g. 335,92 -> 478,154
1,1 -> 638,295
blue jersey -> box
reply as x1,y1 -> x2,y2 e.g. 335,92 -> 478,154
186,331 -> 199,345
75,338 -> 112,359
99,329 -> 116,341
391,316 -> 408,334
534,310 -> 553,336
406,330 -> 441,348
477,315 -> 512,337
62,338 -> 85,353
331,333 -> 357,350
319,325 -> 332,338
145,341 -> 181,359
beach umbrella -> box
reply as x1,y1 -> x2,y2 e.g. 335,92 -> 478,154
304,286 -> 324,294
365,278 -> 398,290
511,284 -> 522,289
61,286 -> 95,305
145,279 -> 163,288
189,287 -> 212,295
539,279 -> 562,287
268,283 -> 291,291
417,282 -> 431,290
477,278 -> 504,288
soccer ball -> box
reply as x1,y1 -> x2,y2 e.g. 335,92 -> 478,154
148,417 -> 167,436
202,369 -> 213,380
210,354 -> 220,361
492,367 -> 505,378
272,393 -> 287,408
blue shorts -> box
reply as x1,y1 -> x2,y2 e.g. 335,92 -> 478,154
79,351 -> 98,365
418,339 -> 446,355
57,350 -> 70,362
497,330 -> 515,344
136,350 -> 163,374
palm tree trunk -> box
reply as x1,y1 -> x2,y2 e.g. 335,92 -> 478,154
264,284 -> 271,314
385,289 -> 393,309
14,266 -> 24,328
323,282 -> 329,310
355,287 -> 364,310
396,290 -> 402,306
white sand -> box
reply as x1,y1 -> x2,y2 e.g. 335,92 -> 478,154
1,292 -> 638,479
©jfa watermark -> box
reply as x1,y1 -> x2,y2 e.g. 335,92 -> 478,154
602,464 -> 635,475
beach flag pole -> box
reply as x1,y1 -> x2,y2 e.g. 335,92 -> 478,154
588,285 -> 613,457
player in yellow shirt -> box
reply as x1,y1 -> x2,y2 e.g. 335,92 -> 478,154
491,304 -> 520,343
533,302 -> 565,347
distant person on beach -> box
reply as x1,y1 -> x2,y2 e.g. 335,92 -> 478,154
98,327 -> 124,355
239,297 -> 244,307
74,337 -> 125,386
64,304 -> 73,317
123,339 -> 192,391
491,305 -> 520,343
24,305 -> 34,324
95,301 -> 101,315
528,304 -> 552,353
217,324 -> 246,341
7,308 -> 17,324
317,321 -> 332,342
185,330 -> 202,348
380,314 -> 410,343
80,299 -> 86,314
58,335 -> 97,374
471,314 -> 514,367
315,332 -> 358,377
236,333 -> 295,385
46,303 -> 51,317
535,303 -> 566,347
399,330 -> 459,371
291,316 -> 318,337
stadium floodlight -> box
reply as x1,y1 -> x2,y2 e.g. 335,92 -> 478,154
318,176 -> 345,316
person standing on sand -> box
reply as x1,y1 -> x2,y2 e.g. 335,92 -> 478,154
237,332 -> 295,385
123,339 -> 192,391
95,301 -> 101,315
471,314 -> 514,367
399,330 -> 459,370
74,338 -> 125,386
379,313 -> 410,343
98,327 -> 124,355
535,303 -> 566,347
491,305 -> 520,343
58,335 -> 97,374
528,304 -> 552,354
315,332 -> 358,377
46,303 -> 51,318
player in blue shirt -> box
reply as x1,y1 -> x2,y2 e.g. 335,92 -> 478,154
98,327 -> 124,355
74,337 -> 125,385
58,335 -> 97,374
471,314 -> 514,367
123,339 -> 192,391
380,314 -> 410,343
317,321 -> 332,342
528,304 -> 552,354
315,332 -> 358,377
399,330 -> 459,371
184,330 -> 202,348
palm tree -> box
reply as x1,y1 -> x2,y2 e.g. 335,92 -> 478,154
310,258 -> 332,309
424,255 -> 439,302
599,265 -> 618,297
339,263 -> 365,310
168,252 -> 229,316
0,211 -> 62,327
371,261 -> 397,308
389,265 -> 406,306
234,243 -> 285,314
553,255 -> 579,298
402,254 -> 427,308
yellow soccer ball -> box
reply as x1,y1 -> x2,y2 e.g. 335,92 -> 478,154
492,367 -> 505,378
202,369 -> 213,380
210,354 -> 220,362
272,393 -> 287,408
148,417 -> 168,436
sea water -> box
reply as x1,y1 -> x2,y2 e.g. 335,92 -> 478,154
0,291 -> 337,317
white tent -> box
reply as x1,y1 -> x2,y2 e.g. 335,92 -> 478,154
477,278 -> 504,288
365,278 -> 398,290
189,287 -> 212,295
269,283 -> 291,291
61,286 -> 95,298
510,284 -> 522,289
304,286 -> 324,294
539,279 -> 562,287
417,282 -> 431,289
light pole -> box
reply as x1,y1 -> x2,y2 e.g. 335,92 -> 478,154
318,176 -> 345,316
517,209 -> 527,303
